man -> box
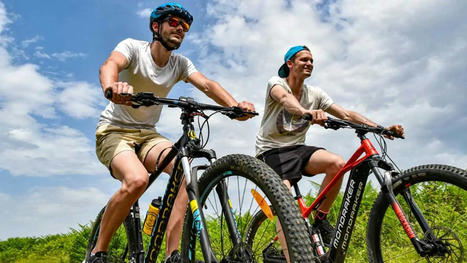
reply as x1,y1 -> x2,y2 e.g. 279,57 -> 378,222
89,3 -> 255,263
256,45 -> 404,247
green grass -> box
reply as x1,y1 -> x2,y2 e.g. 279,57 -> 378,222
1,182 -> 464,263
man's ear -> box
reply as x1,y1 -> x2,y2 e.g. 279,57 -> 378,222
151,21 -> 159,33
286,60 -> 293,69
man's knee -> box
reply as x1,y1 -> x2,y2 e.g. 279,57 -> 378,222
122,174 -> 149,195
328,155 -> 345,174
335,156 -> 345,169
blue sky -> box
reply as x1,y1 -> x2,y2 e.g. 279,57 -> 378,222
0,0 -> 466,240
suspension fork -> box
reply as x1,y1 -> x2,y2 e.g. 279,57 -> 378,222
372,161 -> 432,255
182,153 -> 219,263
399,187 -> 436,240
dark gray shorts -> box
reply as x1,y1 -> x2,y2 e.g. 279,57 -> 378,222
257,145 -> 324,184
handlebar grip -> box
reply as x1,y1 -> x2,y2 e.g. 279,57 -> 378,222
303,113 -> 313,121
230,106 -> 259,116
105,89 -> 113,100
382,129 -> 405,139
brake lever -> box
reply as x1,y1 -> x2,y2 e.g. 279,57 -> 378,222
226,107 -> 258,119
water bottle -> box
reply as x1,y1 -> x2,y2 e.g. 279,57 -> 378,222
143,197 -> 162,235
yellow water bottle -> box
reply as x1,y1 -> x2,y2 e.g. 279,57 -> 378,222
143,197 -> 161,235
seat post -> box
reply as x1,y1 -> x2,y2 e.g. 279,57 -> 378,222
293,182 -> 302,200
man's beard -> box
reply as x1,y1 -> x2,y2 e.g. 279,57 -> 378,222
162,32 -> 182,50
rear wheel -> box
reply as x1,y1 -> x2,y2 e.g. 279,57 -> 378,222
181,154 -> 315,262
367,164 -> 466,262
84,206 -> 144,263
245,208 -> 296,263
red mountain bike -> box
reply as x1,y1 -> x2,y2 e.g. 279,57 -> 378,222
245,116 -> 466,263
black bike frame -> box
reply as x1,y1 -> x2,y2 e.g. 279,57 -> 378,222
116,109 -> 239,263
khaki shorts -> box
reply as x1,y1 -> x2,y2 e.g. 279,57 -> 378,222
96,124 -> 170,171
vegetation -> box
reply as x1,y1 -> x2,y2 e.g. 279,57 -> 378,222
0,182 -> 463,263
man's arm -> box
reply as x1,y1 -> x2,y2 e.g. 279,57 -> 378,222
187,72 -> 255,120
270,85 -> 327,123
326,104 -> 405,138
326,104 -> 378,127
99,51 -> 133,105
270,85 -> 307,115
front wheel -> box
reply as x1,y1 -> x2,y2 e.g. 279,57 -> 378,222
367,164 -> 466,262
181,154 -> 315,263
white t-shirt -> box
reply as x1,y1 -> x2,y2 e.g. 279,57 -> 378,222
255,76 -> 334,155
98,38 -> 198,130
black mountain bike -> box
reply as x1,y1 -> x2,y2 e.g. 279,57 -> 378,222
84,92 -> 315,263
245,116 -> 466,262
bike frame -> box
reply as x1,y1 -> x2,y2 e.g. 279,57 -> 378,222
119,109 -> 238,263
294,130 -> 430,262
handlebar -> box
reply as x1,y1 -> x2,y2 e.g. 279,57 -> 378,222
105,89 -> 258,119
302,113 -> 404,139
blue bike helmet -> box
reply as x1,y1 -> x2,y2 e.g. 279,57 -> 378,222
149,2 -> 193,33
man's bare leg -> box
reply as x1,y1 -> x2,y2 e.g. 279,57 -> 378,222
304,150 -> 345,213
92,151 -> 149,254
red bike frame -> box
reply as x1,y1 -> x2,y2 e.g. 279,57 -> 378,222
290,129 -> 423,262
296,138 -> 378,218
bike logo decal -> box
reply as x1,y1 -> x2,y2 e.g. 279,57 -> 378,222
190,199 -> 199,212
190,200 -> 204,235
333,179 -> 364,251
148,164 -> 183,262
188,130 -> 197,139
392,202 -> 416,239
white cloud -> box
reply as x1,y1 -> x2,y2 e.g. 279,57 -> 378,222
33,49 -> 51,59
0,50 -> 104,176
0,187 -> 109,239
137,8 -> 152,18
33,49 -> 87,61
0,126 -> 104,176
0,1 -> 10,33
57,81 -> 103,119
0,5 -> 104,177
190,0 -> 467,169
0,62 -> 56,124
51,50 -> 87,61
21,35 -> 42,48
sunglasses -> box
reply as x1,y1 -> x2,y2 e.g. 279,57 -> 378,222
164,17 -> 190,32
